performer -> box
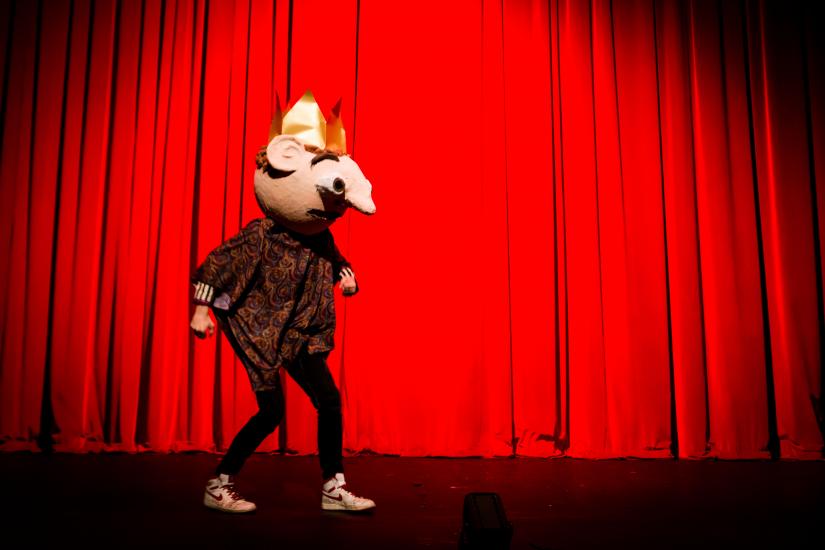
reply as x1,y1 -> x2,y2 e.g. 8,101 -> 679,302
190,92 -> 376,513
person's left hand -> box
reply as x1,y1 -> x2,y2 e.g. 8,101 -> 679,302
339,267 -> 358,296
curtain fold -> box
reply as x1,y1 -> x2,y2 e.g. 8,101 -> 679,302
0,0 -> 822,459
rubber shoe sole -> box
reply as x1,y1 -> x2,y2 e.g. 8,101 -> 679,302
321,496 -> 376,512
203,492 -> 257,513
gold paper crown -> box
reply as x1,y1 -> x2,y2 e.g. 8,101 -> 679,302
268,90 -> 347,154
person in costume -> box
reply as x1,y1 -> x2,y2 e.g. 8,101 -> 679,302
189,91 -> 376,513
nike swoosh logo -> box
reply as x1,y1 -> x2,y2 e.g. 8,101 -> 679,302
322,491 -> 343,501
207,490 -> 223,501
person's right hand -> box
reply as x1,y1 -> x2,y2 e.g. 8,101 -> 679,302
190,307 -> 215,339
339,267 -> 358,296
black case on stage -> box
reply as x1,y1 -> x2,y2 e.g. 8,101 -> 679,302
458,492 -> 513,549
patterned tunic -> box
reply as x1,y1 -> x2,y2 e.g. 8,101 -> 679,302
191,217 -> 356,391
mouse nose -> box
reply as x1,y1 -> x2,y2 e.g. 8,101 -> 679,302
345,179 -> 376,215
316,175 -> 375,215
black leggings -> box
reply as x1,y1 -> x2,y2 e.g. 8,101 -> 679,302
216,349 -> 344,480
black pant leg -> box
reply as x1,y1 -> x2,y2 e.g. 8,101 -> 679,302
287,350 -> 344,480
216,382 -> 285,476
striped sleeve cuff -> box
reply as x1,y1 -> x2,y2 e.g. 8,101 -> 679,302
193,281 -> 216,305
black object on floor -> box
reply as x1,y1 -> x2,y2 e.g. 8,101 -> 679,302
460,492 -> 513,549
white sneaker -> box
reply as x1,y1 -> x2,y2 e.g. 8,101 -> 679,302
321,473 -> 376,511
203,474 -> 257,513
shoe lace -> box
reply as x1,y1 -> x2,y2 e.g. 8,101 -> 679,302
223,483 -> 246,501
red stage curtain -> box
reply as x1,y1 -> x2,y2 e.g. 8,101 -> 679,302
1,0 -> 822,459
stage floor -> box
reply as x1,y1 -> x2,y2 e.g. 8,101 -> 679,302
6,452 -> 824,549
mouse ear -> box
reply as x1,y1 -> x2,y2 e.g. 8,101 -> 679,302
266,134 -> 308,172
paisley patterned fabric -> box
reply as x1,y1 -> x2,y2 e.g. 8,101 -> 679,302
191,217 -> 354,391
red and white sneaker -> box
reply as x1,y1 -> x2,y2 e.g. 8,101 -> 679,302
203,473 -> 257,513
321,473 -> 376,511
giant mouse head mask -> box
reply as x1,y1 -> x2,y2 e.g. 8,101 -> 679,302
253,91 -> 376,235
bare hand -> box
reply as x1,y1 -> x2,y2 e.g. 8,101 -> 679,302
190,307 -> 215,339
338,267 -> 357,296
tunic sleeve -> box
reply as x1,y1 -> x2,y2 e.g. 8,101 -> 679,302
327,230 -> 359,295
191,218 -> 266,311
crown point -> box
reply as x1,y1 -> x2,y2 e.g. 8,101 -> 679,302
331,97 -> 342,117
267,90 -> 346,154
